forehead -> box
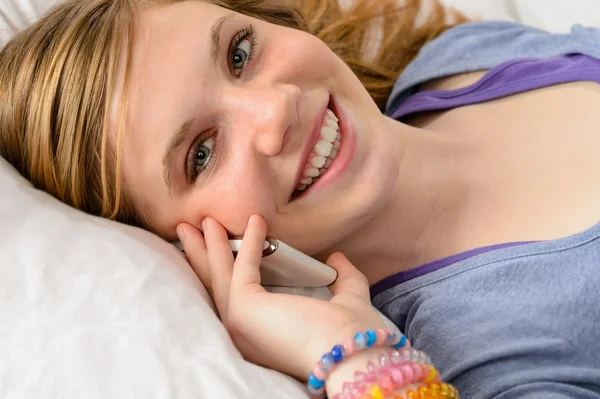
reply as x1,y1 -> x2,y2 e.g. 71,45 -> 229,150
109,0 -> 227,144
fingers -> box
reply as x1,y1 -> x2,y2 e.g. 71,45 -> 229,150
202,217 -> 235,319
231,215 -> 267,290
177,222 -> 211,292
326,252 -> 370,300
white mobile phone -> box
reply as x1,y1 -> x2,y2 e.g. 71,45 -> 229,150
173,237 -> 337,288
228,237 -> 337,288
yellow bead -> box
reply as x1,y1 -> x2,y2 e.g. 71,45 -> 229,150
417,386 -> 428,397
440,383 -> 449,397
407,390 -> 417,399
369,384 -> 384,399
448,386 -> 457,399
424,367 -> 437,383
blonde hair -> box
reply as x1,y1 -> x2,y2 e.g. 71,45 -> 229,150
0,0 -> 467,230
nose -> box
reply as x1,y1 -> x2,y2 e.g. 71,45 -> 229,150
226,83 -> 300,156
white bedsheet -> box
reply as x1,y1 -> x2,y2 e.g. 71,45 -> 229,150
1,1 -> 598,398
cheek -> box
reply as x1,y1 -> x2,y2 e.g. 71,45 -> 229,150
195,170 -> 276,235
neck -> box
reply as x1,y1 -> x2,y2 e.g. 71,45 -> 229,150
318,117 -> 482,285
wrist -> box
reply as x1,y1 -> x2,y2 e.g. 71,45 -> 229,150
305,326 -> 411,397
302,320 -> 388,379
304,326 -> 450,399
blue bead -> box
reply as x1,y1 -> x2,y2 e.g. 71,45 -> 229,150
366,330 -> 377,347
385,330 -> 397,345
321,353 -> 335,371
331,345 -> 344,363
354,332 -> 366,350
393,334 -> 407,349
307,383 -> 325,395
308,373 -> 324,389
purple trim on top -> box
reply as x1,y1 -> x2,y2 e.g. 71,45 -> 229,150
369,241 -> 536,299
390,54 -> 600,120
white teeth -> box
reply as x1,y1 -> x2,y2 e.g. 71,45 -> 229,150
311,155 -> 326,168
326,119 -> 339,130
292,107 -> 343,199
321,126 -> 337,142
327,108 -> 338,122
304,167 -> 320,177
315,140 -> 333,157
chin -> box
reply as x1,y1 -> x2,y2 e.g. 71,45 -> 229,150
294,157 -> 399,257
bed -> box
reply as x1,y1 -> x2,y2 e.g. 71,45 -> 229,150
1,1 -> 598,398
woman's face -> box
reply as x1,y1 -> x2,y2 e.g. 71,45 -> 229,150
113,0 -> 400,254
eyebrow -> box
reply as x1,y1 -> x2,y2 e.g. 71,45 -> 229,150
211,13 -> 235,65
163,118 -> 195,191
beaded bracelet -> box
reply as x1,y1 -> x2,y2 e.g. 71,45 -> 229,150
395,382 -> 459,399
361,382 -> 459,399
333,347 -> 440,399
307,328 -> 409,399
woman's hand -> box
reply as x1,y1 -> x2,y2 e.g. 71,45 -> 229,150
176,215 -> 387,381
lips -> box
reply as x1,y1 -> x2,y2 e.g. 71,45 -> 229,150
289,96 -> 330,201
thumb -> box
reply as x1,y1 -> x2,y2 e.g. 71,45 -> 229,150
326,252 -> 370,300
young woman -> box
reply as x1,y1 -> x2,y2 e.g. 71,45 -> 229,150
1,0 -> 599,397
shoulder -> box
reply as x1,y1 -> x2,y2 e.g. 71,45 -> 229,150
385,21 -> 600,114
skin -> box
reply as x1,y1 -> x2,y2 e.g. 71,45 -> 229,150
112,0 -> 600,288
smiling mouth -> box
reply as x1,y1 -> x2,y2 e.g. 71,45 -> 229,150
290,103 -> 341,201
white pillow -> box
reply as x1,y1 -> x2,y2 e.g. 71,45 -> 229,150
0,157 -> 309,399
510,0 -> 600,32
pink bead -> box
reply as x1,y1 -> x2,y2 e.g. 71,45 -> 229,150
389,367 -> 405,387
400,364 -> 414,382
356,382 -> 367,393
420,364 -> 431,382
343,338 -> 355,356
366,372 -> 378,383
411,363 -> 422,381
375,329 -> 387,345
366,361 -> 377,374
378,353 -> 390,372
354,370 -> 367,383
342,381 -> 352,391
380,375 -> 395,395
313,362 -> 327,381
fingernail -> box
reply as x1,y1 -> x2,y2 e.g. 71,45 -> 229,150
177,226 -> 185,242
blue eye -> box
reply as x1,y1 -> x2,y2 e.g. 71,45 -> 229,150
228,24 -> 256,77
232,38 -> 251,73
188,135 -> 218,182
